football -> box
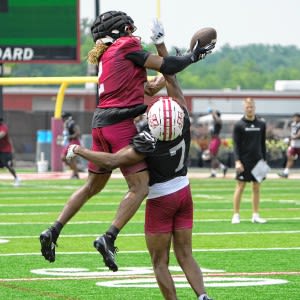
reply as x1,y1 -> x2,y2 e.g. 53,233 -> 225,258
189,27 -> 217,52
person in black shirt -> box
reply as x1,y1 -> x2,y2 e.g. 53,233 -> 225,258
231,98 -> 267,224
208,109 -> 228,177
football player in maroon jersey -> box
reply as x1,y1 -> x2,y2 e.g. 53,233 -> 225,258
66,25 -> 214,300
40,11 -> 213,287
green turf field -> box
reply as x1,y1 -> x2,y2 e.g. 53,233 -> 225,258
0,175 -> 299,299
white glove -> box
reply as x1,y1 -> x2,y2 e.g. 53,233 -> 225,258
66,144 -> 78,161
150,18 -> 165,44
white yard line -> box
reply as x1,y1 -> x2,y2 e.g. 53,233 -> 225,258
1,208 -> 300,215
0,247 -> 300,257
1,230 -> 300,240
0,271 -> 299,283
1,217 -> 300,225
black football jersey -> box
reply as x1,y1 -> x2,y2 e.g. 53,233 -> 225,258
233,116 -> 266,163
132,108 -> 191,186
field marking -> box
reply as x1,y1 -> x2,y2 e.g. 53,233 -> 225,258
1,217 -> 300,226
1,199 -> 299,207
0,212 -> 49,216
0,272 -> 297,283
1,230 -> 300,240
0,267 -> 294,289
1,208 -> 300,216
96,277 -> 288,288
0,247 -> 300,257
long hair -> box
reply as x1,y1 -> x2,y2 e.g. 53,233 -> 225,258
87,41 -> 109,65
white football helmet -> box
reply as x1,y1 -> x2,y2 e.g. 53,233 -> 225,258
147,97 -> 184,141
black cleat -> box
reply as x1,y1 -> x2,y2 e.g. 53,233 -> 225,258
278,172 -> 288,178
209,174 -> 216,178
39,229 -> 57,263
94,234 -> 118,272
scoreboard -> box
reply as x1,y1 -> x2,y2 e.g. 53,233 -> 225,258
0,0 -> 80,63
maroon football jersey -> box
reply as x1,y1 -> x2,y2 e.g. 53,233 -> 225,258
97,36 -> 147,109
0,123 -> 13,153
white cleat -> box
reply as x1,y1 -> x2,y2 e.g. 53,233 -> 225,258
13,178 -> 21,187
231,213 -> 240,224
251,214 -> 267,224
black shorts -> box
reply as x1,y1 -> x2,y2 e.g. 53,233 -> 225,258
0,152 -> 13,168
235,161 -> 260,182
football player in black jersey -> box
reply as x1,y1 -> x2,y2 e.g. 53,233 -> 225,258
231,98 -> 267,224
67,28 -> 213,300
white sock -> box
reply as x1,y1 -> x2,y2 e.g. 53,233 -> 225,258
283,168 -> 289,175
252,213 -> 259,218
198,294 -> 208,300
211,169 -> 217,175
220,163 -> 225,169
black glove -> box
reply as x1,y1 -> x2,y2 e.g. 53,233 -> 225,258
191,40 -> 216,62
131,130 -> 157,154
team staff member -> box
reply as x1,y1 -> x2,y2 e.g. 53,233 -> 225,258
278,113 -> 300,178
0,117 -> 20,186
231,98 -> 267,224
67,40 -> 213,300
39,11 -> 213,264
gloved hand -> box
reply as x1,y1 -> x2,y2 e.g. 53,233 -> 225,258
191,40 -> 216,62
150,18 -> 165,45
66,144 -> 78,161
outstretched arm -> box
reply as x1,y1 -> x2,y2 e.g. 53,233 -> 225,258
71,145 -> 145,170
152,22 -> 186,108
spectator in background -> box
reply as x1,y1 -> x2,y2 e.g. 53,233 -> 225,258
278,113 -> 300,178
231,98 -> 267,224
208,109 -> 228,177
0,117 -> 20,186
61,112 -> 81,179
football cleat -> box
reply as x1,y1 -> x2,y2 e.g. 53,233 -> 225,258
39,228 -> 57,263
94,234 -> 118,272
277,172 -> 288,178
13,178 -> 21,187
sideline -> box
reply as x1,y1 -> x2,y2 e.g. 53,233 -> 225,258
1,169 -> 300,181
